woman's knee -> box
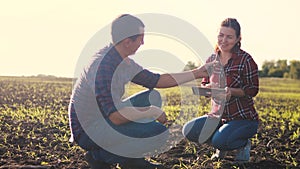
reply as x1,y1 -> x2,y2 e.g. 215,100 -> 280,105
182,116 -> 207,143
182,121 -> 193,139
211,133 -> 227,149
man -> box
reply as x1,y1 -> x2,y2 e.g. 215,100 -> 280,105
69,14 -> 209,169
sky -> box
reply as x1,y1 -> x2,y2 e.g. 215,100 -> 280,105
1,0 -> 299,77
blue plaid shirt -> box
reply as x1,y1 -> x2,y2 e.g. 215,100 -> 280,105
68,44 -> 160,142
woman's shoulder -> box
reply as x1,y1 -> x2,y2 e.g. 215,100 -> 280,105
236,49 -> 258,68
238,49 -> 253,58
237,49 -> 256,61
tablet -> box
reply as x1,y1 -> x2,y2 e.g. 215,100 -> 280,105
192,86 -> 225,96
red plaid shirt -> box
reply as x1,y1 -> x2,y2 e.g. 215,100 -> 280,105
202,49 -> 259,121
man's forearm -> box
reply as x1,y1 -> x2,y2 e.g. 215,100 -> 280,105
156,65 -> 209,88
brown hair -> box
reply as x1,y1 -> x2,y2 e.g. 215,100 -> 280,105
215,18 -> 241,53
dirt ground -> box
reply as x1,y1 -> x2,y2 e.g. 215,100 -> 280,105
0,120 -> 299,169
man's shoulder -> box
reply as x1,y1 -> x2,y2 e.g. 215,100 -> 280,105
97,44 -> 114,55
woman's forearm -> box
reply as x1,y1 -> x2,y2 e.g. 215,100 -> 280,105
228,87 -> 245,97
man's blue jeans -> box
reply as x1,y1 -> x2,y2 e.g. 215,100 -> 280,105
77,89 -> 168,164
182,115 -> 258,150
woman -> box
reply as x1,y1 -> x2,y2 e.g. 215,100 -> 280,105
182,18 -> 259,162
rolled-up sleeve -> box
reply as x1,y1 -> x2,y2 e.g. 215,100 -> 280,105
132,69 -> 160,89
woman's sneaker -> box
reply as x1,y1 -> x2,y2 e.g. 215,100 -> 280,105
211,149 -> 227,160
235,139 -> 251,162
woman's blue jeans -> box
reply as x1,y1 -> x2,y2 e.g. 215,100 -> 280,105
77,89 -> 168,164
182,115 -> 258,150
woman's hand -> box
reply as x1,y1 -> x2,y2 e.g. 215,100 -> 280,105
212,87 -> 231,101
201,83 -> 212,88
207,112 -> 221,118
225,87 -> 232,101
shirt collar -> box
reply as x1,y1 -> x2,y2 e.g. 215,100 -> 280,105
216,50 -> 240,60
231,50 -> 239,60
106,43 -> 123,63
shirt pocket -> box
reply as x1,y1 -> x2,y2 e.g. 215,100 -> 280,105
226,66 -> 242,87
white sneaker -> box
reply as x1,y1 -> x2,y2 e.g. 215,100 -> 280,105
211,149 -> 227,160
235,139 -> 251,162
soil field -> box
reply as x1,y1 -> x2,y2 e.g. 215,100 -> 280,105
0,76 -> 299,169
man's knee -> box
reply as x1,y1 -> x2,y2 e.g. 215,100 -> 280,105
149,89 -> 162,107
146,121 -> 168,137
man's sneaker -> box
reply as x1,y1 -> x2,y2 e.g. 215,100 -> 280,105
235,139 -> 251,162
211,149 -> 227,160
121,158 -> 166,169
84,152 -> 111,169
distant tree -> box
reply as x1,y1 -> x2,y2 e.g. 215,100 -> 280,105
283,72 -> 289,78
276,60 -> 289,72
36,74 -> 57,79
267,60 -> 289,77
260,59 -> 296,78
268,68 -> 283,77
183,61 -> 198,71
261,60 -> 275,77
288,60 -> 300,79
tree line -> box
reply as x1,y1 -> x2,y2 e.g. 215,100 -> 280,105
259,60 -> 300,79
183,60 -> 300,79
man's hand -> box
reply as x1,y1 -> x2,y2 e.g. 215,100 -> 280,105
156,111 -> 167,124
